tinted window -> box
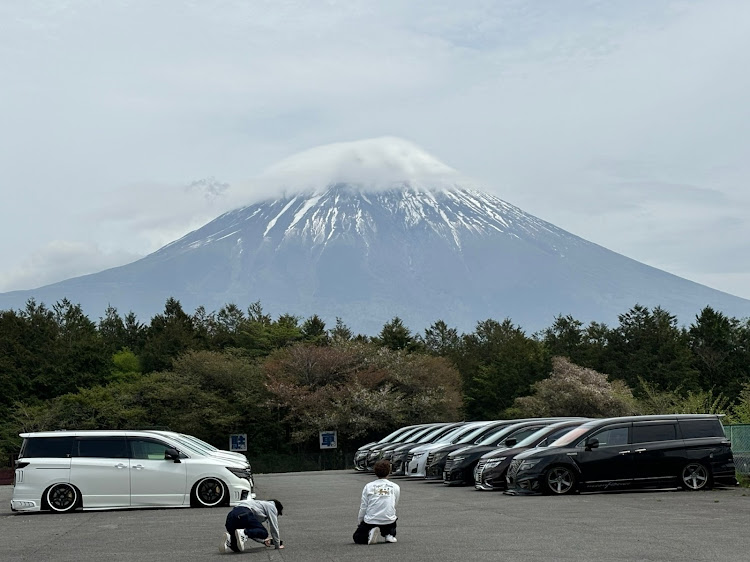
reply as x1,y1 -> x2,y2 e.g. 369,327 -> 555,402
633,424 -> 677,443
130,438 -> 173,460
21,437 -> 75,458
679,419 -> 724,439
579,426 -> 629,447
76,438 -> 128,458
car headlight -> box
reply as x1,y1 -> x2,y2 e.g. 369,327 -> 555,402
451,456 -> 465,464
518,459 -> 541,472
484,458 -> 504,469
412,452 -> 425,459
431,452 -> 448,462
226,466 -> 253,481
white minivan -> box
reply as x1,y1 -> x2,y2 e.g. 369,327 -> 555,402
11,430 -> 255,513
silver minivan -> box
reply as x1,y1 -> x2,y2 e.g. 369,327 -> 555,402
11,430 -> 255,513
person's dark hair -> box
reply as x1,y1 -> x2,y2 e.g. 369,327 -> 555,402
271,499 -> 284,516
373,459 -> 391,478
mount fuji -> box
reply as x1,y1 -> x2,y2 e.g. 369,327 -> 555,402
2,137 -> 750,335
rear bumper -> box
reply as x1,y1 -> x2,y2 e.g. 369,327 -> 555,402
11,498 -> 40,512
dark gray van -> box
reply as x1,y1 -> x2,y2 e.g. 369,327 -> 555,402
505,414 -> 736,495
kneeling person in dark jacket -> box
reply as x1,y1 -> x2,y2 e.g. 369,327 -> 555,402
220,498 -> 284,553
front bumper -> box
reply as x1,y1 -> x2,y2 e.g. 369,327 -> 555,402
442,468 -> 469,485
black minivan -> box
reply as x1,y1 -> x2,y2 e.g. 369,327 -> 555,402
505,414 -> 736,495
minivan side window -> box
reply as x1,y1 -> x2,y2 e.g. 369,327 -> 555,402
632,424 -> 677,443
129,438 -> 177,460
679,419 -> 724,439
75,437 -> 128,458
578,426 -> 629,447
21,437 -> 75,458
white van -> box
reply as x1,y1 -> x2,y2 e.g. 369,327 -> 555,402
11,430 -> 255,513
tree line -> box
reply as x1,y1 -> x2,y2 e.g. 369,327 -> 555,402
1,297 -> 749,470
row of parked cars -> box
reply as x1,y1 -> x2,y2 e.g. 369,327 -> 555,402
353,414 -> 737,494
11,429 -> 255,513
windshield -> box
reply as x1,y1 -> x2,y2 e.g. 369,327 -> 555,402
421,424 -> 457,443
514,426 -> 556,448
378,426 -> 416,443
513,423 -> 578,448
550,425 -> 593,447
436,425 -> 472,443
456,423 -> 502,444
476,425 -> 515,445
164,435 -> 208,456
178,433 -> 219,452
408,425 -> 443,443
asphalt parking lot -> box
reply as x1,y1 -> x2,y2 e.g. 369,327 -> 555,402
2,471 -> 749,562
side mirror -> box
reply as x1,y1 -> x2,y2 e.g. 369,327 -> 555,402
164,448 -> 182,463
585,438 -> 599,451
504,438 -> 517,448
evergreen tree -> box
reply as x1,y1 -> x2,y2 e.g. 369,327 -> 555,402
688,307 -> 750,398
605,305 -> 698,393
301,314 -> 328,345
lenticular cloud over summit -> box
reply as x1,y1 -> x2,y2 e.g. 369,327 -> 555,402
258,137 -> 464,194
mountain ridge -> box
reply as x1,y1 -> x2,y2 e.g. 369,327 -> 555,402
2,181 -> 749,335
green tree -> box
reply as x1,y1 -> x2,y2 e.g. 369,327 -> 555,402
605,305 -> 697,393
140,298 -> 197,373
301,315 -> 328,345
330,317 -> 353,343
688,307 -> 750,397
374,317 -> 420,351
459,319 -> 550,419
423,320 -> 460,358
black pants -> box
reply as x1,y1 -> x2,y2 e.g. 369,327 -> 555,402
353,520 -> 397,544
225,506 -> 269,552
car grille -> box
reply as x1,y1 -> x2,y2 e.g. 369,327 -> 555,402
426,453 -> 435,466
507,459 -> 521,483
406,453 -> 414,463
444,458 -> 455,471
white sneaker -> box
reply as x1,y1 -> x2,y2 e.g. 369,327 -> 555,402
384,535 -> 397,543
234,529 -> 248,552
367,528 -> 379,544
219,532 -> 232,553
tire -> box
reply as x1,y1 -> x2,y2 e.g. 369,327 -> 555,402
543,465 -> 577,495
192,477 -> 227,507
45,483 -> 79,513
680,462 -> 711,491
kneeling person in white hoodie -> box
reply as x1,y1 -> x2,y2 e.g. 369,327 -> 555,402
353,459 -> 400,544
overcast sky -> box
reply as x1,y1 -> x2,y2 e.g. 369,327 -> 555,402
2,0 -> 749,302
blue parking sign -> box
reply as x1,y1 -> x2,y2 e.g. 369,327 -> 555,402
319,430 -> 337,449
229,434 -> 247,452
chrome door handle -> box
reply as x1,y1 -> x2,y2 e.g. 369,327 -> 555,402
618,450 -> 631,455
634,448 -> 647,453
133,464 -> 145,470
114,463 -> 127,469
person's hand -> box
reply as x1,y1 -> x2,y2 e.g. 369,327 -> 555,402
263,538 -> 272,547
278,544 -> 285,549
